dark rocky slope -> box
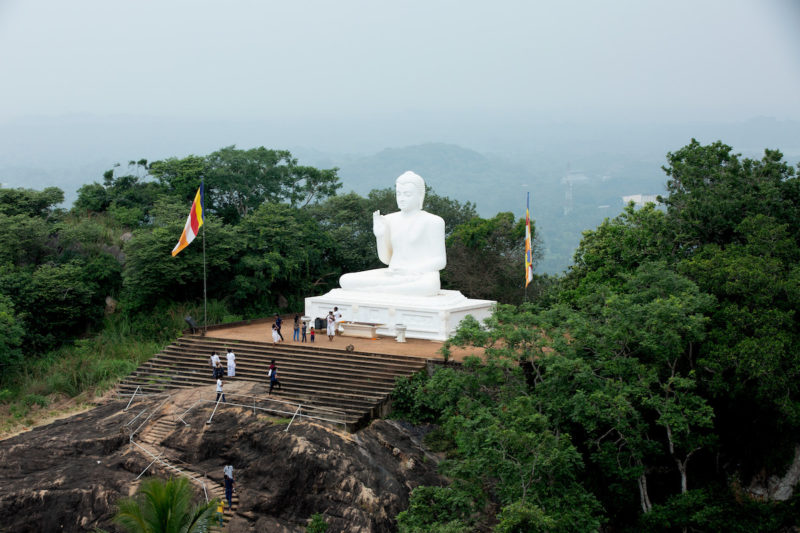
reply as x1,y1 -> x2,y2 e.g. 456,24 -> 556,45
0,383 -> 444,532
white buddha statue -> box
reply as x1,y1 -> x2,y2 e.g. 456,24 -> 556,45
339,171 -> 446,297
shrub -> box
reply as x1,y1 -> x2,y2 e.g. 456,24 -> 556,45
22,394 -> 49,408
306,513 -> 329,533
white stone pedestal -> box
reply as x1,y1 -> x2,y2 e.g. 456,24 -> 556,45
304,289 -> 495,342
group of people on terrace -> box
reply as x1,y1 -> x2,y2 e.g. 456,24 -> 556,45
271,308 -> 344,345
209,348 -> 281,399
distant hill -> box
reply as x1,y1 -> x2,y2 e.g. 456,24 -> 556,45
2,115 -> 798,273
298,143 -> 670,273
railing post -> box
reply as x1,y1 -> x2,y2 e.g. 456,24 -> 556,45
124,386 -> 140,411
207,395 -> 223,425
136,452 -> 162,480
285,404 -> 302,432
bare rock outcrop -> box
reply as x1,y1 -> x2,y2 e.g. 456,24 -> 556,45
0,383 -> 444,532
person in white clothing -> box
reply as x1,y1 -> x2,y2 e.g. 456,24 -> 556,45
226,348 -> 236,377
210,351 -> 221,368
326,311 -> 336,341
215,378 -> 226,403
333,306 -> 343,335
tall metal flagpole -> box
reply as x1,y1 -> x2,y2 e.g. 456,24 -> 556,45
202,181 -> 207,335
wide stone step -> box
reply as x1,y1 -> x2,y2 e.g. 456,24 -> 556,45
148,351 -> 420,382
177,336 -> 426,367
119,335 -> 427,431
125,367 -> 403,398
120,374 -> 392,405
133,356 -> 413,386
165,342 -> 424,372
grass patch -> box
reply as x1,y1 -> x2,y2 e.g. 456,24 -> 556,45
0,300 -> 243,435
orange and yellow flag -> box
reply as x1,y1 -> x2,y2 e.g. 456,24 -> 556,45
171,184 -> 204,256
525,192 -> 533,287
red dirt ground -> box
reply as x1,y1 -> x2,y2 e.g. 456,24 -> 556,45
205,316 -> 484,362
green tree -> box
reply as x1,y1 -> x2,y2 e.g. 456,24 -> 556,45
113,477 -> 217,533
661,140 -> 797,248
563,203 -> 675,302
0,186 -> 64,218
148,155 -> 208,204
235,203 -> 336,311
0,292 -> 24,380
312,192 -> 382,276
0,214 -> 52,266
73,164 -> 164,227
121,214 -> 242,312
204,146 -> 341,223
660,141 -> 800,485
443,212 -> 534,303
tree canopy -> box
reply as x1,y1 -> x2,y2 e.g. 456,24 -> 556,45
392,140 -> 800,532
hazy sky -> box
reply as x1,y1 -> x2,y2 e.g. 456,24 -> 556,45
2,0 -> 799,125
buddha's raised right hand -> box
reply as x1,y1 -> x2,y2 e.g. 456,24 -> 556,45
372,210 -> 386,237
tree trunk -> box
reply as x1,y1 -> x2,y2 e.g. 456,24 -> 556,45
676,458 -> 688,494
770,445 -> 800,501
637,469 -> 653,513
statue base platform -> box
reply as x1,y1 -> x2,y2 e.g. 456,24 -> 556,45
304,289 -> 495,342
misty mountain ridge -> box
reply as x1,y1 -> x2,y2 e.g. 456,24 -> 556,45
1,115 -> 798,273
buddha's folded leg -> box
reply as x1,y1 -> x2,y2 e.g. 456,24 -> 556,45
339,270 -> 440,296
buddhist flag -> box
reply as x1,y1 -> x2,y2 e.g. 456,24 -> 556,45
171,184 -> 204,256
525,192 -> 534,287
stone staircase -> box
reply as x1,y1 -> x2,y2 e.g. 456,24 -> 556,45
136,416 -> 239,531
118,336 -> 427,431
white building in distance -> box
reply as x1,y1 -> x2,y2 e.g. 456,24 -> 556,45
622,194 -> 660,207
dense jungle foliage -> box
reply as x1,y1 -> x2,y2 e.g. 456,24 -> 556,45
0,145 -> 531,427
391,140 -> 800,531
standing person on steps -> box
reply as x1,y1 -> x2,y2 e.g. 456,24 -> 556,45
271,324 -> 281,344
301,320 -> 307,342
226,347 -> 236,377
210,351 -> 220,374
268,360 -> 281,395
223,464 -> 235,510
215,376 -> 226,403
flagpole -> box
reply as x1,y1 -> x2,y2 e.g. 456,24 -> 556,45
202,222 -> 207,335
202,181 -> 207,336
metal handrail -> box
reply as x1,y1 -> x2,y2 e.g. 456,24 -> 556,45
125,407 -> 148,427
213,392 -> 348,416
125,388 -> 348,506
131,394 -> 172,440
129,439 -> 210,503
180,397 -> 347,431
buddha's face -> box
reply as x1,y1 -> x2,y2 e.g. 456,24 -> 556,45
396,182 -> 421,212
